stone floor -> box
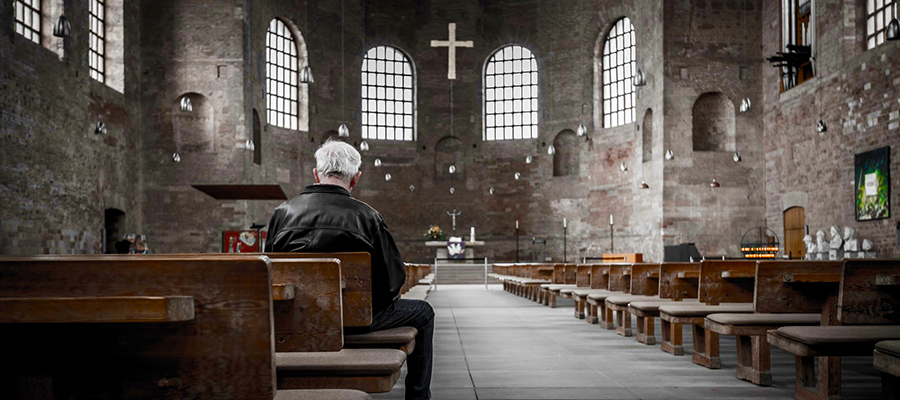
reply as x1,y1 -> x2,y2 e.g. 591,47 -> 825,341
372,284 -> 884,400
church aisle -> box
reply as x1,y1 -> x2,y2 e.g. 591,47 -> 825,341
373,285 -> 882,400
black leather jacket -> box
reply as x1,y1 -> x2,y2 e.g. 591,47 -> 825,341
263,184 -> 406,316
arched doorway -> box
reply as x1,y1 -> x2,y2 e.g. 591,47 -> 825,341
783,206 -> 806,259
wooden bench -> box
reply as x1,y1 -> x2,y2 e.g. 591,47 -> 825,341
586,264 -> 632,330
540,264 -> 576,307
767,259 -> 900,400
605,263 -> 663,337
658,260 -> 756,366
560,264 -> 593,319
704,260 -> 837,386
0,255 -> 373,400
629,262 -> 700,346
572,264 -> 612,324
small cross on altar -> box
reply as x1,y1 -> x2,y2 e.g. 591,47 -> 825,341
446,209 -> 462,232
430,23 -> 474,80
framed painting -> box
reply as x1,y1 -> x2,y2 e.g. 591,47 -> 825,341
855,146 -> 891,221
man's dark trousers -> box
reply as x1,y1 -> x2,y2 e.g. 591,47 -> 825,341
347,299 -> 434,400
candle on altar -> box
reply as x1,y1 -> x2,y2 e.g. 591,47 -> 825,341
610,215 -> 614,225
470,227 -> 475,242
516,220 -> 519,229
563,218 -> 567,228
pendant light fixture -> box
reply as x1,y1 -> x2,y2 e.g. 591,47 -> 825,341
245,138 -> 255,152
172,153 -> 181,163
53,16 -> 71,38
180,96 -> 193,112
525,155 -> 533,164
450,187 -> 455,195
640,180 -> 649,189
887,2 -> 899,41
739,97 -> 751,113
384,173 -> 392,181
633,68 -> 646,87
489,187 -> 495,195
619,162 -> 627,172
576,123 -> 587,137
547,144 -> 556,155
337,0 -> 349,137
514,172 -> 521,180
709,178 -> 721,188
94,121 -> 107,135
449,165 -> 457,174
733,152 -> 742,162
374,158 -> 382,167
817,119 -> 827,133
359,140 -> 370,151
409,185 -> 415,192
665,150 -> 675,160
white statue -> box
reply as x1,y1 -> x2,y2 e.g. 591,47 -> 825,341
861,239 -> 874,258
815,230 -> 827,260
828,226 -> 844,260
803,234 -> 816,260
843,227 -> 858,253
862,239 -> 873,251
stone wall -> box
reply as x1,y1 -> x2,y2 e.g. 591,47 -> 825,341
1,0 -> 143,254
762,0 -> 900,255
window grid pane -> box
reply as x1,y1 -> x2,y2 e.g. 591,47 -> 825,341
89,0 -> 106,83
602,18 -> 636,128
361,46 -> 415,141
483,45 -> 539,141
266,19 -> 300,130
867,0 -> 897,49
14,0 -> 41,44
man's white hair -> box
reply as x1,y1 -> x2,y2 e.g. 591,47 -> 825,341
315,139 -> 361,182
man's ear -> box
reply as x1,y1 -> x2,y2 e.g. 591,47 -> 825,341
313,168 -> 321,183
349,171 -> 362,189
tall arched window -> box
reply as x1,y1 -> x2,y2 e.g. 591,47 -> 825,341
89,0 -> 106,83
14,0 -> 41,44
266,19 -> 300,130
602,17 -> 636,128
361,46 -> 415,141
483,45 -> 539,141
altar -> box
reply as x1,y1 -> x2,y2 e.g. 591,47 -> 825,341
425,241 -> 485,262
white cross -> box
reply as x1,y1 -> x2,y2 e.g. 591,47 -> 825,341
430,23 -> 474,80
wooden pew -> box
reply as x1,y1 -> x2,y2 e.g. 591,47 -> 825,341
568,264 -> 608,320
540,264 -> 576,307
560,264 -> 593,319
0,255 -> 372,400
586,264 -> 631,330
704,260 -> 833,386
581,264 -> 612,324
605,263 -> 663,337
657,260 -> 756,367
629,262 -> 700,346
768,259 -> 900,400
874,341 -> 900,398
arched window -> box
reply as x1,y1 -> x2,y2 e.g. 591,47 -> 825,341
361,46 -> 415,141
483,45 -> 539,141
867,0 -> 897,49
14,0 -> 42,44
602,17 -> 636,128
266,19 -> 300,130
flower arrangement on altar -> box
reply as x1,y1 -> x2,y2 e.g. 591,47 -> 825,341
424,225 -> 445,241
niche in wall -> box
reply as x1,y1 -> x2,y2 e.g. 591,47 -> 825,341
172,93 -> 214,153
435,136 -> 464,181
642,109 -> 653,162
692,92 -> 735,152
553,129 -> 579,177
104,208 -> 125,254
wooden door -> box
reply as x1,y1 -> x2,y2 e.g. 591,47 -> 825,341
783,207 -> 806,259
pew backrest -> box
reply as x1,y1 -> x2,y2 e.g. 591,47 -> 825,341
659,262 -> 699,300
607,264 -> 632,293
270,258 -> 343,352
0,255 -> 277,400
754,260 -> 842,315
590,264 -> 611,289
576,264 -> 591,287
838,259 -> 900,325
630,263 -> 661,296
699,260 -> 756,305
564,264 -> 577,284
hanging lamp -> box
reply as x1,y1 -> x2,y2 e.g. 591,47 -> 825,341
733,152 -> 742,162
180,96 -> 193,112
640,180 -> 649,189
887,3 -> 899,41
547,144 -> 556,155
299,0 -> 315,83
359,140 -> 370,151
710,178 -> 721,188
817,120 -> 827,133
633,68 -> 647,87
576,123 -> 587,137
336,0 -> 349,137
53,16 -> 71,38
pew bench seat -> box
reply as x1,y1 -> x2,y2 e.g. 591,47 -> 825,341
540,284 -> 576,306
276,348 -> 407,393
704,313 -> 821,386
572,289 -> 610,323
345,327 -> 418,355
875,340 -> 900,397
768,325 -> 900,357
276,389 -> 372,400
606,295 -> 661,337
629,299 -> 699,345
658,303 -> 754,365
586,292 -> 622,329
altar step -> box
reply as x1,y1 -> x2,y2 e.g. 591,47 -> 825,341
433,263 -> 493,285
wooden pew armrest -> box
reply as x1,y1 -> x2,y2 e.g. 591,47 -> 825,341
783,273 -> 841,283
721,270 -> 754,279
0,296 -> 196,323
677,271 -> 699,279
273,284 -> 298,301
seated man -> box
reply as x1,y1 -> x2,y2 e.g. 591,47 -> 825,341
264,139 -> 434,400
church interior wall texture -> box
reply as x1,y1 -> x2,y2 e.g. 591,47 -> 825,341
1,0 -> 896,259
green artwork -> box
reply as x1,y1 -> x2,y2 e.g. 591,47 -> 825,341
855,146 -> 891,221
